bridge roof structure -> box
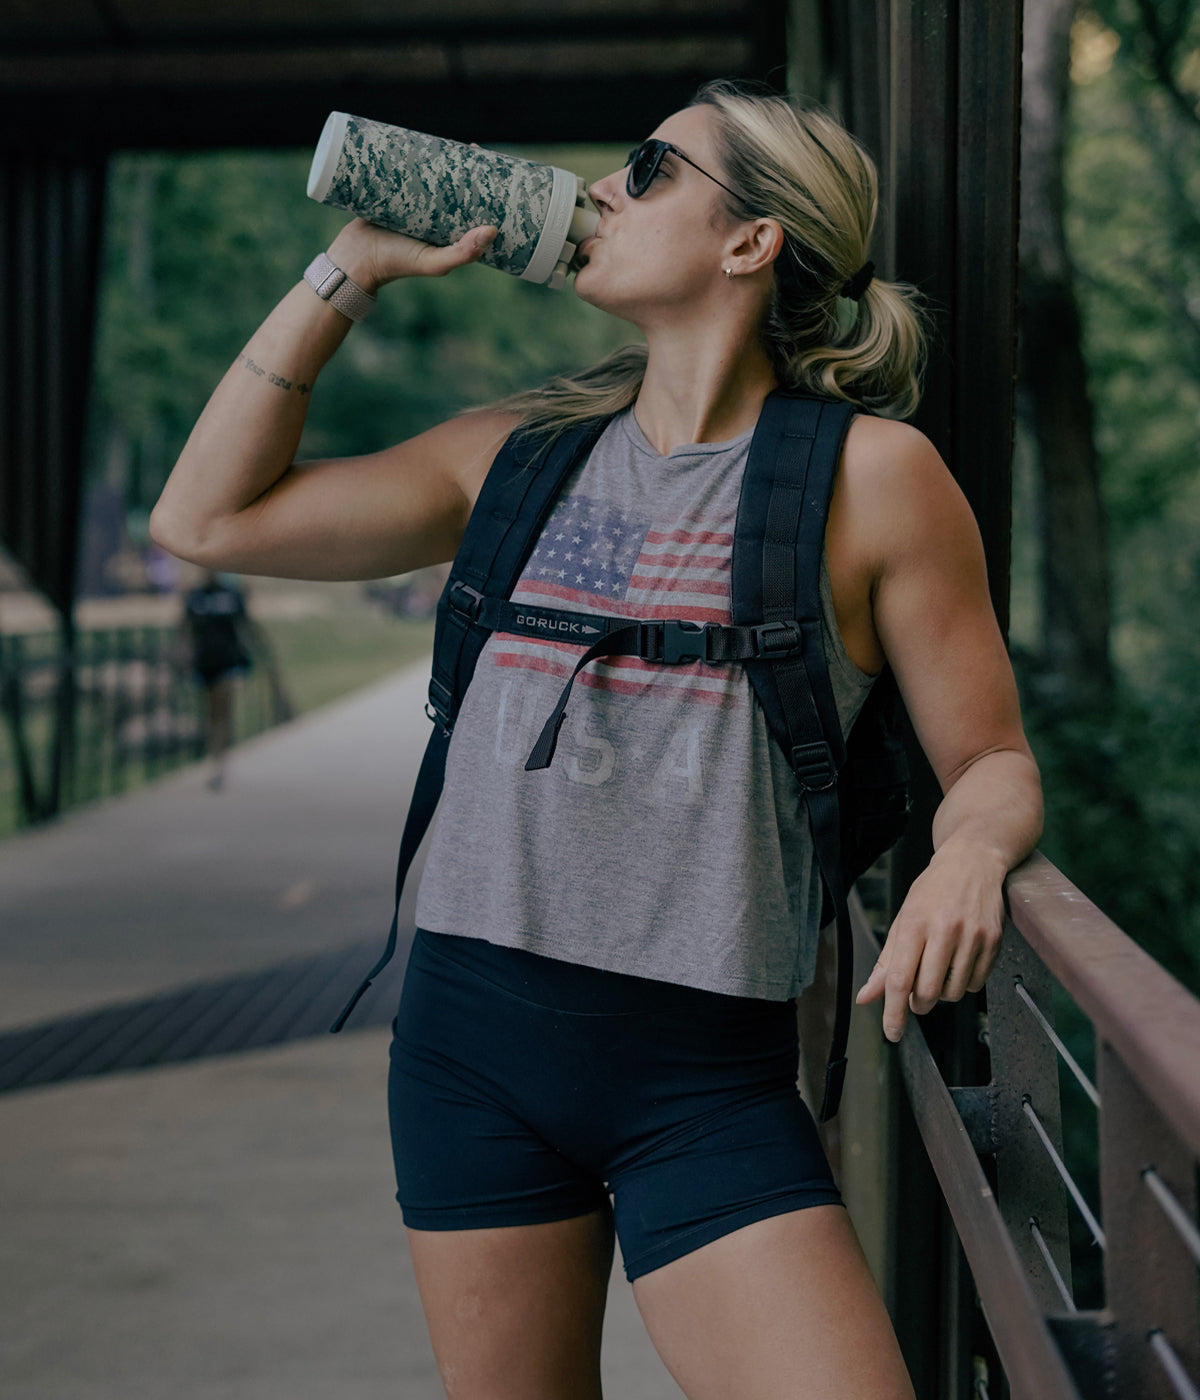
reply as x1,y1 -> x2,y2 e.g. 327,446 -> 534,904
0,0 -> 789,149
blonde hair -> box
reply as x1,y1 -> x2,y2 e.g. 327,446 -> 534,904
496,79 -> 926,436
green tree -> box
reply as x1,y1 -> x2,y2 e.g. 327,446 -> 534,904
90,146 -> 632,515
1015,1 -> 1200,993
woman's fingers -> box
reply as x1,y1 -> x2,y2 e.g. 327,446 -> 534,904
409,224 -> 498,277
856,934 -> 923,1043
326,218 -> 497,289
855,859 -> 1005,1043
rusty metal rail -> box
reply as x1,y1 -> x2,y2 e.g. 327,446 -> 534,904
859,852 -> 1200,1399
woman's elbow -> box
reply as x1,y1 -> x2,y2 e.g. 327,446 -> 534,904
148,499 -> 212,567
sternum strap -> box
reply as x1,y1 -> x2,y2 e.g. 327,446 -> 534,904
443,588 -> 804,771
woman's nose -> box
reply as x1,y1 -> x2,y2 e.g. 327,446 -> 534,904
587,167 -> 623,213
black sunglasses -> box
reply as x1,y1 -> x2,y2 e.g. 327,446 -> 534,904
625,138 -> 749,207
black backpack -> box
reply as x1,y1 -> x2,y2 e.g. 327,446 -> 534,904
332,390 -> 909,1121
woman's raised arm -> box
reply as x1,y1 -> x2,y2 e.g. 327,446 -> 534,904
150,218 -> 514,582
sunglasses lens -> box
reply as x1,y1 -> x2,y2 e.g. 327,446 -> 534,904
626,141 -> 660,198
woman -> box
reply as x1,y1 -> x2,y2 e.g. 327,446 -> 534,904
152,79 -> 1041,1400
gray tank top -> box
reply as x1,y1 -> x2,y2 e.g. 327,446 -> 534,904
415,408 -> 876,1000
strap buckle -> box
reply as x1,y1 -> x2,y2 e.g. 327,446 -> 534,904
659,620 -> 712,665
791,740 -> 837,791
753,621 -> 801,657
447,580 -> 484,621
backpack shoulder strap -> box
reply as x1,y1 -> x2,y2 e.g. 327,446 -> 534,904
732,390 -> 859,1121
331,415 -> 610,1031
731,390 -> 856,768
427,416 -> 612,732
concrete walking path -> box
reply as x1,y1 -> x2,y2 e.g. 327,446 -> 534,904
0,665 -> 681,1399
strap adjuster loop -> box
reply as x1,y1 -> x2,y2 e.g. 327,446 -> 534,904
753,621 -> 801,657
448,580 -> 484,621
791,740 -> 837,791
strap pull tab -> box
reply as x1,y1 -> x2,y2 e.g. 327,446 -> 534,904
447,580 -> 484,620
525,623 -> 642,771
819,1055 -> 848,1122
526,704 -> 570,771
791,740 -> 837,792
752,620 -> 802,657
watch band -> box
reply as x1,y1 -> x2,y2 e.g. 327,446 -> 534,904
303,251 -> 377,322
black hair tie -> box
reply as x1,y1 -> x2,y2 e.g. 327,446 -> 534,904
840,260 -> 875,301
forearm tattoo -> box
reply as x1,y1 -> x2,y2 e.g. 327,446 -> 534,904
235,351 -> 310,396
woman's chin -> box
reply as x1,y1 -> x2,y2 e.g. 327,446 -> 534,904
571,261 -> 602,306
572,264 -> 630,315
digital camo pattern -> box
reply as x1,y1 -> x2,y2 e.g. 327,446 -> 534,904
321,116 -> 555,277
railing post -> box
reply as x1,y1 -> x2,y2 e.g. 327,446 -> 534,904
1098,1041 -> 1200,1399
2,632 -> 41,823
52,608 -> 76,815
987,925 -> 1075,1312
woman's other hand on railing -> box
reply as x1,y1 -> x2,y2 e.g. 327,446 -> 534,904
855,837 -> 1009,1043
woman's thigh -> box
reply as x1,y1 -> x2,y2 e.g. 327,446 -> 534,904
407,1208 -> 615,1400
632,1206 -> 916,1400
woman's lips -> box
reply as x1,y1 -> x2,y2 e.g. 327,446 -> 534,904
569,234 -> 597,272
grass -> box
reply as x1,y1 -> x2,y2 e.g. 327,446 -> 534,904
255,607 -> 435,718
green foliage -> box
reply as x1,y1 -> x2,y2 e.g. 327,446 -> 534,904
1015,3 -> 1200,996
91,145 -> 633,506
1066,10 -> 1200,545
1017,656 -> 1200,994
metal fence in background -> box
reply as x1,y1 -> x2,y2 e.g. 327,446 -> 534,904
0,624 -> 288,830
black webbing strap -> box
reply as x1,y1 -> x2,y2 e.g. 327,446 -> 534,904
447,583 -> 802,664
428,418 -> 613,730
508,600 -> 804,771
331,419 -> 609,1033
733,391 -> 858,1120
330,724 -> 449,1030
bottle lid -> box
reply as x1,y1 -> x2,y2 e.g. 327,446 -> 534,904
308,112 -> 350,202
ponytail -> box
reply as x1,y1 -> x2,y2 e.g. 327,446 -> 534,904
770,274 -> 927,421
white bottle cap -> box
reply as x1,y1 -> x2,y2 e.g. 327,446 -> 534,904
307,112 -> 350,202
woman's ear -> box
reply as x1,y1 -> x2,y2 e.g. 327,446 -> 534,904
727,218 -> 787,278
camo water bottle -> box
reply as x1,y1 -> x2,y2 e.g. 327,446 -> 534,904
307,112 -> 599,290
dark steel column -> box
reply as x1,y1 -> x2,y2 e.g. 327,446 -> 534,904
0,151 -> 106,819
827,2 -> 1024,1395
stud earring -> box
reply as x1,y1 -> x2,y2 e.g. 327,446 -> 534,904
724,267 -> 733,280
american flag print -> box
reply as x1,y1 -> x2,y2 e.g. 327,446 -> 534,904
489,491 -> 746,708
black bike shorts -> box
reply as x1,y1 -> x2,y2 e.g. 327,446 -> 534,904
388,929 -> 843,1282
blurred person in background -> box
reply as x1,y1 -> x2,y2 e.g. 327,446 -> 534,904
182,570 -> 254,789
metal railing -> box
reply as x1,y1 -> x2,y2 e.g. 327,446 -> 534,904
0,625 -> 288,829
864,853 -> 1200,1399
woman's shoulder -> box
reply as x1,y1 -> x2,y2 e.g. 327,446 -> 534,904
843,412 -> 940,480
843,413 -> 966,510
836,412 -> 980,567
